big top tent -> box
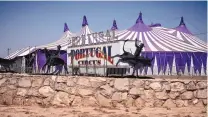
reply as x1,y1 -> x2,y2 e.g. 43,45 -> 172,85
115,12 -> 207,76
5,12 -> 207,76
72,15 -> 108,45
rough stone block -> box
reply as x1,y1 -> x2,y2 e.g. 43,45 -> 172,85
18,78 -> 31,88
181,91 -> 194,100
39,86 -> 55,97
196,89 -> 207,99
196,82 -> 207,89
149,82 -> 162,92
52,92 -> 71,107
129,87 -> 144,96
32,78 -> 43,87
95,92 -> 112,108
77,88 -> 93,96
17,88 -> 27,97
114,78 -> 129,91
155,91 -> 169,100
163,99 -> 176,108
186,81 -> 197,91
170,82 -> 185,92
0,78 -> 7,86
134,98 -> 145,109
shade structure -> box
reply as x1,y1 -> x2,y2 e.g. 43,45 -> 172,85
5,46 -> 36,59
6,23 -> 74,73
6,23 -> 74,60
115,12 -> 207,75
72,15 -> 107,45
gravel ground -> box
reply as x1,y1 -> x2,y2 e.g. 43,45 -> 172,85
0,105 -> 206,117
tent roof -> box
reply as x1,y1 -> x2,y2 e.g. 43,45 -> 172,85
174,17 -> 192,35
115,13 -> 206,52
128,12 -> 152,32
73,15 -> 107,45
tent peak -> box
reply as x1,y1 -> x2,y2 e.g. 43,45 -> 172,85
111,19 -> 118,30
179,16 -> 186,26
175,16 -> 192,35
82,15 -> 89,27
64,23 -> 69,32
136,11 -> 143,24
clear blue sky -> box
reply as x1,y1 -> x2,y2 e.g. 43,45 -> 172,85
0,1 -> 207,57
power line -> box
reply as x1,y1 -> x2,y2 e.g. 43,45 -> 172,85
193,32 -> 208,36
185,20 -> 203,33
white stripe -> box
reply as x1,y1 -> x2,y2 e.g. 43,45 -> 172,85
132,32 -> 138,40
138,32 -> 143,43
146,32 -> 170,51
154,29 -> 201,49
118,31 -> 132,40
126,31 -> 135,40
152,30 -> 205,52
151,30 -> 193,51
181,33 -> 205,49
167,30 -> 176,34
117,30 -> 129,37
183,33 -> 207,48
176,31 -> 184,41
143,32 -> 158,51
116,30 -> 128,36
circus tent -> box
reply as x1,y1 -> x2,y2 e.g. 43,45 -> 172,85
115,12 -> 207,75
5,12 -> 207,76
72,16 -> 108,45
6,16 -> 118,60
5,23 -> 74,59
35,23 -> 75,71
36,23 -> 75,50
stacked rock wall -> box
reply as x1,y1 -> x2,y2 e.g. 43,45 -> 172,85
0,73 -> 207,109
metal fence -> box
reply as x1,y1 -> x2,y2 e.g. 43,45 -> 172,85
2,64 -> 206,78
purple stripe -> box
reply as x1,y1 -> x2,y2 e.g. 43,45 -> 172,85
144,32 -> 164,51
148,31 -> 176,51
128,23 -> 152,32
119,31 -> 133,40
192,52 -> 203,74
37,50 -> 46,70
201,53 -> 207,74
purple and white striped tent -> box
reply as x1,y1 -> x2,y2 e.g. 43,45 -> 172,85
36,23 -> 75,50
115,12 -> 207,76
72,15 -> 108,45
6,23 -> 75,72
35,23 -> 75,71
5,13 -> 207,75
6,23 -> 74,59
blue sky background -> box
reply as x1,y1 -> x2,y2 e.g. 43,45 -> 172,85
0,1 -> 207,57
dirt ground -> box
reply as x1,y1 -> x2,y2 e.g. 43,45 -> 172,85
0,105 -> 206,117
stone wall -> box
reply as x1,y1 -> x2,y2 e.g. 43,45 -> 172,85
0,73 -> 207,109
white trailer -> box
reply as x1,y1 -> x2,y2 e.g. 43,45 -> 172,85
67,40 -> 137,76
